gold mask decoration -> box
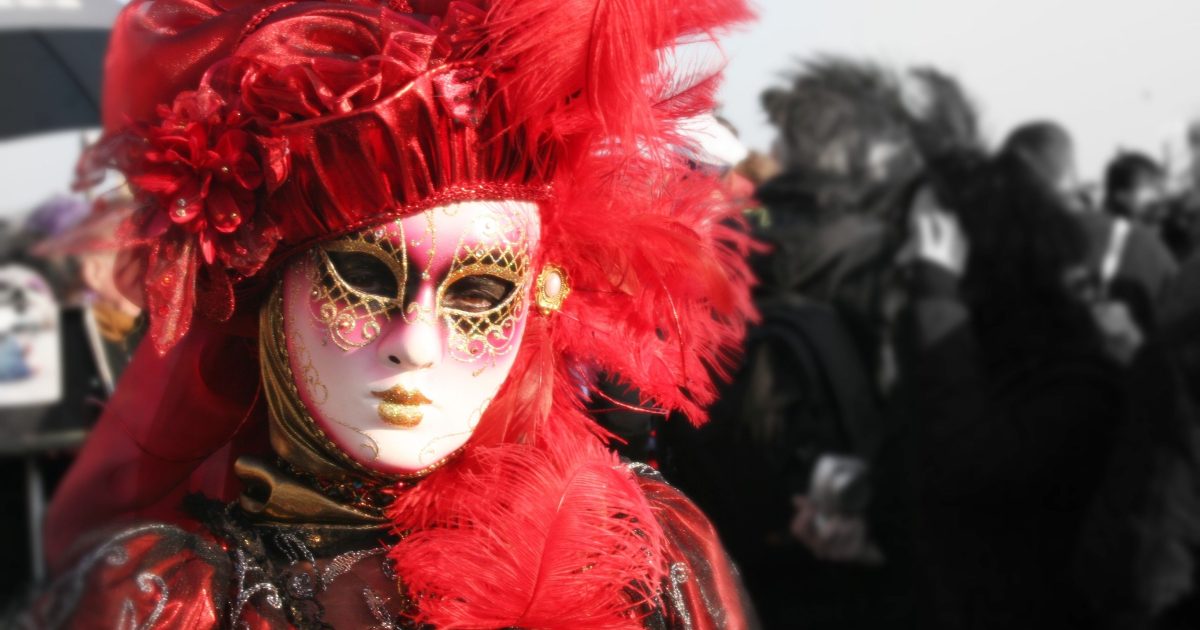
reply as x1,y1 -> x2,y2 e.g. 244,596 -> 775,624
535,264 -> 570,315
310,220 -> 408,350
307,205 -> 534,363
439,206 -> 532,363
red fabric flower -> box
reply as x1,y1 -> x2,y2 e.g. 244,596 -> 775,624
122,87 -> 288,352
129,88 -> 274,271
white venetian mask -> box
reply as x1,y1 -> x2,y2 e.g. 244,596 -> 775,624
280,200 -> 542,475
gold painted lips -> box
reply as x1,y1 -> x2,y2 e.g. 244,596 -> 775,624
371,386 -> 433,428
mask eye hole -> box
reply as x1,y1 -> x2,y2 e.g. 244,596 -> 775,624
325,250 -> 401,298
441,274 -> 515,314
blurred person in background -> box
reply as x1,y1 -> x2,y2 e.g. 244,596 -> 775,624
1002,121 -> 1175,347
1074,252 -> 1200,630
661,57 -> 983,629
755,57 -> 924,385
1162,121 -> 1200,260
892,149 -> 1125,630
667,58 -> 905,629
755,59 -> 985,383
21,195 -> 132,405
1078,144 -> 1200,630
998,121 -> 1086,208
1104,152 -> 1170,229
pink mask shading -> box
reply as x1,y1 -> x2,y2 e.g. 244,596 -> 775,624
281,200 -> 540,475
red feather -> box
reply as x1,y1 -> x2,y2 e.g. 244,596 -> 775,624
481,0 -> 751,154
388,429 -> 666,629
478,0 -> 755,429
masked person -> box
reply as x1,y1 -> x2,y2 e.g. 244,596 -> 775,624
27,1 -> 756,627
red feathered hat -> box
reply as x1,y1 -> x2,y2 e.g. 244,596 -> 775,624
49,0 -> 754,599
89,0 -> 751,355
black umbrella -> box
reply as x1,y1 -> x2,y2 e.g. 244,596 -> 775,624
0,28 -> 108,140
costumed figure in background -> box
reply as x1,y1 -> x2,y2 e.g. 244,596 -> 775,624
26,0 -> 756,627
33,190 -> 147,394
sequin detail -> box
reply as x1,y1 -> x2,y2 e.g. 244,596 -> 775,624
364,586 -> 400,629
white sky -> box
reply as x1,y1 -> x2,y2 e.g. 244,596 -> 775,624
4,0 -> 1199,218
716,0 -> 1200,181
0,128 -> 96,219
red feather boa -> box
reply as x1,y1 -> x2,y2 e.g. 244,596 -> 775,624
388,422 -> 666,629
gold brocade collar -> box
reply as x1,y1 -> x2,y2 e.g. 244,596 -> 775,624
234,455 -> 389,526
233,455 -> 393,555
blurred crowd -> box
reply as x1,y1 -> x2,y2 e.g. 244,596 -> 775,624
5,51 -> 1200,629
597,58 -> 1200,629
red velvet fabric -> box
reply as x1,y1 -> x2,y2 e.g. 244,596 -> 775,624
45,317 -> 270,574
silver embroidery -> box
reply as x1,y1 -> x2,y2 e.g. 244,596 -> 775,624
105,545 -> 129,568
380,556 -> 398,582
27,520 -> 405,629
31,524 -> 208,630
668,562 -> 694,630
363,587 -> 397,630
248,531 -> 396,626
322,548 -> 386,587
230,548 -> 283,629
116,573 -> 169,630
